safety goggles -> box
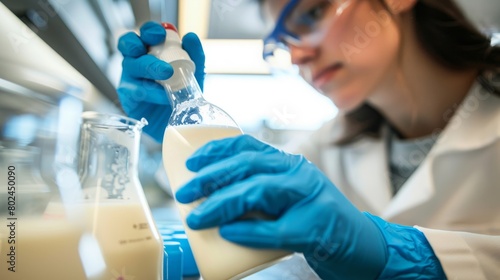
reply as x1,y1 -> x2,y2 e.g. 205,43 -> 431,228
263,0 -> 354,69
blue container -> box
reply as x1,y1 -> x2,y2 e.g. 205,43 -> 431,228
163,241 -> 183,280
172,234 -> 199,276
168,224 -> 186,234
159,228 -> 175,235
156,220 -> 199,277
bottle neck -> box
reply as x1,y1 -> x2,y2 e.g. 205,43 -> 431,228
162,63 -> 203,108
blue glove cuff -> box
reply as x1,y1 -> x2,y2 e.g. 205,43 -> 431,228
363,213 -> 447,280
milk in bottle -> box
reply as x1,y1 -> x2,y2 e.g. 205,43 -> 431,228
153,23 -> 290,280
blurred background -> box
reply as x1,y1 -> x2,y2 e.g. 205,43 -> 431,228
0,0 -> 499,206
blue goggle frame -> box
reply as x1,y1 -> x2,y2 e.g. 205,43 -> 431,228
262,0 -> 302,60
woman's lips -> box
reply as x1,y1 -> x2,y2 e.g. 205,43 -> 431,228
312,63 -> 343,89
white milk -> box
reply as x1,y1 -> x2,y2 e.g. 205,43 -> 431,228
83,202 -> 163,280
0,219 -> 88,280
0,202 -> 163,279
163,125 -> 290,280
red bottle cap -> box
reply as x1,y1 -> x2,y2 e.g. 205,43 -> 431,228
161,22 -> 178,32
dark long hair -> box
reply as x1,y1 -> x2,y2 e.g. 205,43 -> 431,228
335,0 -> 500,145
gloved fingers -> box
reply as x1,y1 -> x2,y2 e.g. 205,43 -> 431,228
177,150 -> 298,203
117,76 -> 170,107
115,89 -> 171,143
139,21 -> 167,46
219,220 -> 283,249
122,55 -> 173,80
118,22 -> 167,57
138,105 -> 172,143
182,32 -> 206,88
186,135 -> 275,172
118,32 -> 147,58
182,32 -> 205,67
184,174 -> 305,230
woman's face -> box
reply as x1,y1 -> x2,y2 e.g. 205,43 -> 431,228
264,0 -> 402,112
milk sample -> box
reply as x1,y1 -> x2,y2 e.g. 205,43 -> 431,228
83,202 -> 163,280
0,202 -> 163,280
0,219 -> 88,280
163,124 -> 290,280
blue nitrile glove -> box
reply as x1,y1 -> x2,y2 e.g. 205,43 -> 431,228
366,215 -> 446,279
117,21 -> 206,142
175,135 -> 447,279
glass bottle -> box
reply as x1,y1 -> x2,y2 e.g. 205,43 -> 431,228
150,23 -> 290,280
77,112 -> 163,280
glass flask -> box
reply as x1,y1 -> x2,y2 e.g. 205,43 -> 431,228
0,76 -> 90,280
77,112 -> 163,280
151,23 -> 290,280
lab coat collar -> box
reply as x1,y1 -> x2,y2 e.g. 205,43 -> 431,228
342,125 -> 393,215
431,82 -> 500,155
383,83 -> 500,219
385,82 -> 500,219
342,82 -> 500,218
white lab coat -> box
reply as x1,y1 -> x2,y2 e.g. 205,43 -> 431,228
295,82 -> 500,279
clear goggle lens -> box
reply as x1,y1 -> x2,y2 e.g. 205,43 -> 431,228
263,0 -> 353,71
263,42 -> 296,73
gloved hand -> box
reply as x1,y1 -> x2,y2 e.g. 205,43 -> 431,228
175,135 -> 386,279
175,135 -> 446,279
117,21 -> 205,142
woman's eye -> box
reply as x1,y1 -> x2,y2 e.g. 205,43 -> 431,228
301,2 -> 330,24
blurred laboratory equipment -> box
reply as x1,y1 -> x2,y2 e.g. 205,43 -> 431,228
0,75 -> 91,279
152,23 -> 290,280
77,111 -> 163,279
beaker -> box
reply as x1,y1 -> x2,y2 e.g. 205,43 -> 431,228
78,111 -> 163,280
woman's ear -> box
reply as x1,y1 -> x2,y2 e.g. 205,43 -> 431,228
384,0 -> 418,14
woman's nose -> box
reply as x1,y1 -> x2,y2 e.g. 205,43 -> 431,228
289,44 -> 317,65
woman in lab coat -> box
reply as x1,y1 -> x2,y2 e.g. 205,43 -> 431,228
117,0 -> 500,278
